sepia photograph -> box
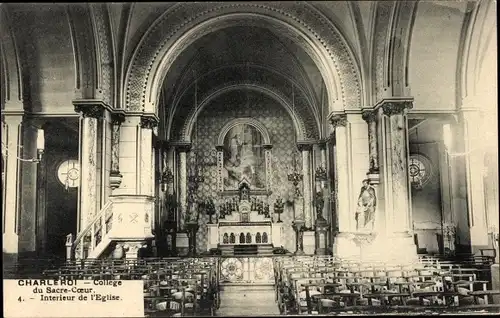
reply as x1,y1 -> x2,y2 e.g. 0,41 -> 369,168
1,1 -> 498,317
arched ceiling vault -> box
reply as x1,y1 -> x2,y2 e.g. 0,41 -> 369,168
162,27 -> 324,142
159,25 -> 327,143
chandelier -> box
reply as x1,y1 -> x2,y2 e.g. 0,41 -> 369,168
188,75 -> 204,191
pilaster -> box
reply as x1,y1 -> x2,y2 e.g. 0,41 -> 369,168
297,142 -> 313,229
459,108 -> 489,250
329,114 -> 351,233
378,99 -> 413,234
139,115 -> 158,197
176,143 -> 191,231
2,115 -> 23,255
74,102 -> 104,230
110,113 -> 125,189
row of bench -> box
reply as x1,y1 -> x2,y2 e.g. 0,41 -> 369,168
273,255 -> 500,314
41,257 -> 221,317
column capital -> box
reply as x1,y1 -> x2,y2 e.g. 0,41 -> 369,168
317,140 -> 327,150
172,142 -> 192,153
329,114 -> 348,128
1,113 -> 24,126
362,110 -> 378,123
262,144 -> 273,150
215,145 -> 225,152
110,112 -> 126,125
140,115 -> 159,129
155,139 -> 169,150
297,142 -> 313,152
73,100 -> 107,119
375,98 -> 414,116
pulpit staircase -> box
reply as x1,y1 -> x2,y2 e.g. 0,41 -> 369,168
67,200 -> 115,260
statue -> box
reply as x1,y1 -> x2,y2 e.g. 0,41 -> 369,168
186,193 -> 199,223
205,198 -> 216,224
355,179 -> 376,231
315,191 -> 325,221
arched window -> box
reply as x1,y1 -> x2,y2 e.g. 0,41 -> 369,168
256,232 -> 261,243
223,233 -> 229,244
262,232 -> 268,243
246,232 -> 252,243
230,233 -> 235,244
239,233 -> 245,244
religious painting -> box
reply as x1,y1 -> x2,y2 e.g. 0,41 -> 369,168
223,124 -> 266,189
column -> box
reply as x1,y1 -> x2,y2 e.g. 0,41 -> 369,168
110,113 -> 125,189
263,144 -> 273,192
20,118 -> 40,253
380,101 -> 412,234
177,145 -> 191,230
2,115 -> 23,255
330,114 -> 359,258
298,143 -> 313,229
139,116 -> 157,197
362,110 -> 381,233
362,110 -> 380,174
317,141 -> 328,222
460,108 -> 489,250
329,114 -> 351,232
74,103 -> 103,231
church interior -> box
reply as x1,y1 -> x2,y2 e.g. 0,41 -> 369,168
1,1 -> 499,316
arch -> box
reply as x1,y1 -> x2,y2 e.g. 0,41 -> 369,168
239,233 -> 245,244
230,233 -> 235,244
256,232 -> 262,244
223,233 -> 229,244
246,232 -> 252,244
89,4 -> 115,107
217,118 -> 271,148
0,7 -> 24,107
180,83 -> 310,142
459,0 -> 496,103
125,3 -> 362,113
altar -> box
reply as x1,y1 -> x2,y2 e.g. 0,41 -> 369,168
206,182 -> 284,254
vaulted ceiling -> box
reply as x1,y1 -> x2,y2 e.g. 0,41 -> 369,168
161,26 -> 325,140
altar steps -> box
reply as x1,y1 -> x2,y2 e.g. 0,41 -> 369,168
218,244 -> 274,256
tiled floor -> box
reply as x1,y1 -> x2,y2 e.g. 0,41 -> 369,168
217,284 -> 280,316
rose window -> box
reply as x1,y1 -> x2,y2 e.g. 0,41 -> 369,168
409,154 -> 433,190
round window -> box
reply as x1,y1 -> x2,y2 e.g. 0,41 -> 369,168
409,154 -> 433,189
57,159 -> 80,188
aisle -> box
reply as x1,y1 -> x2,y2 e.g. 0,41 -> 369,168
217,284 -> 280,316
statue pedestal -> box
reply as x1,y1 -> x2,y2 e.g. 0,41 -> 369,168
207,224 -> 218,251
315,218 -> 329,255
303,231 -> 315,255
271,223 -> 284,248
